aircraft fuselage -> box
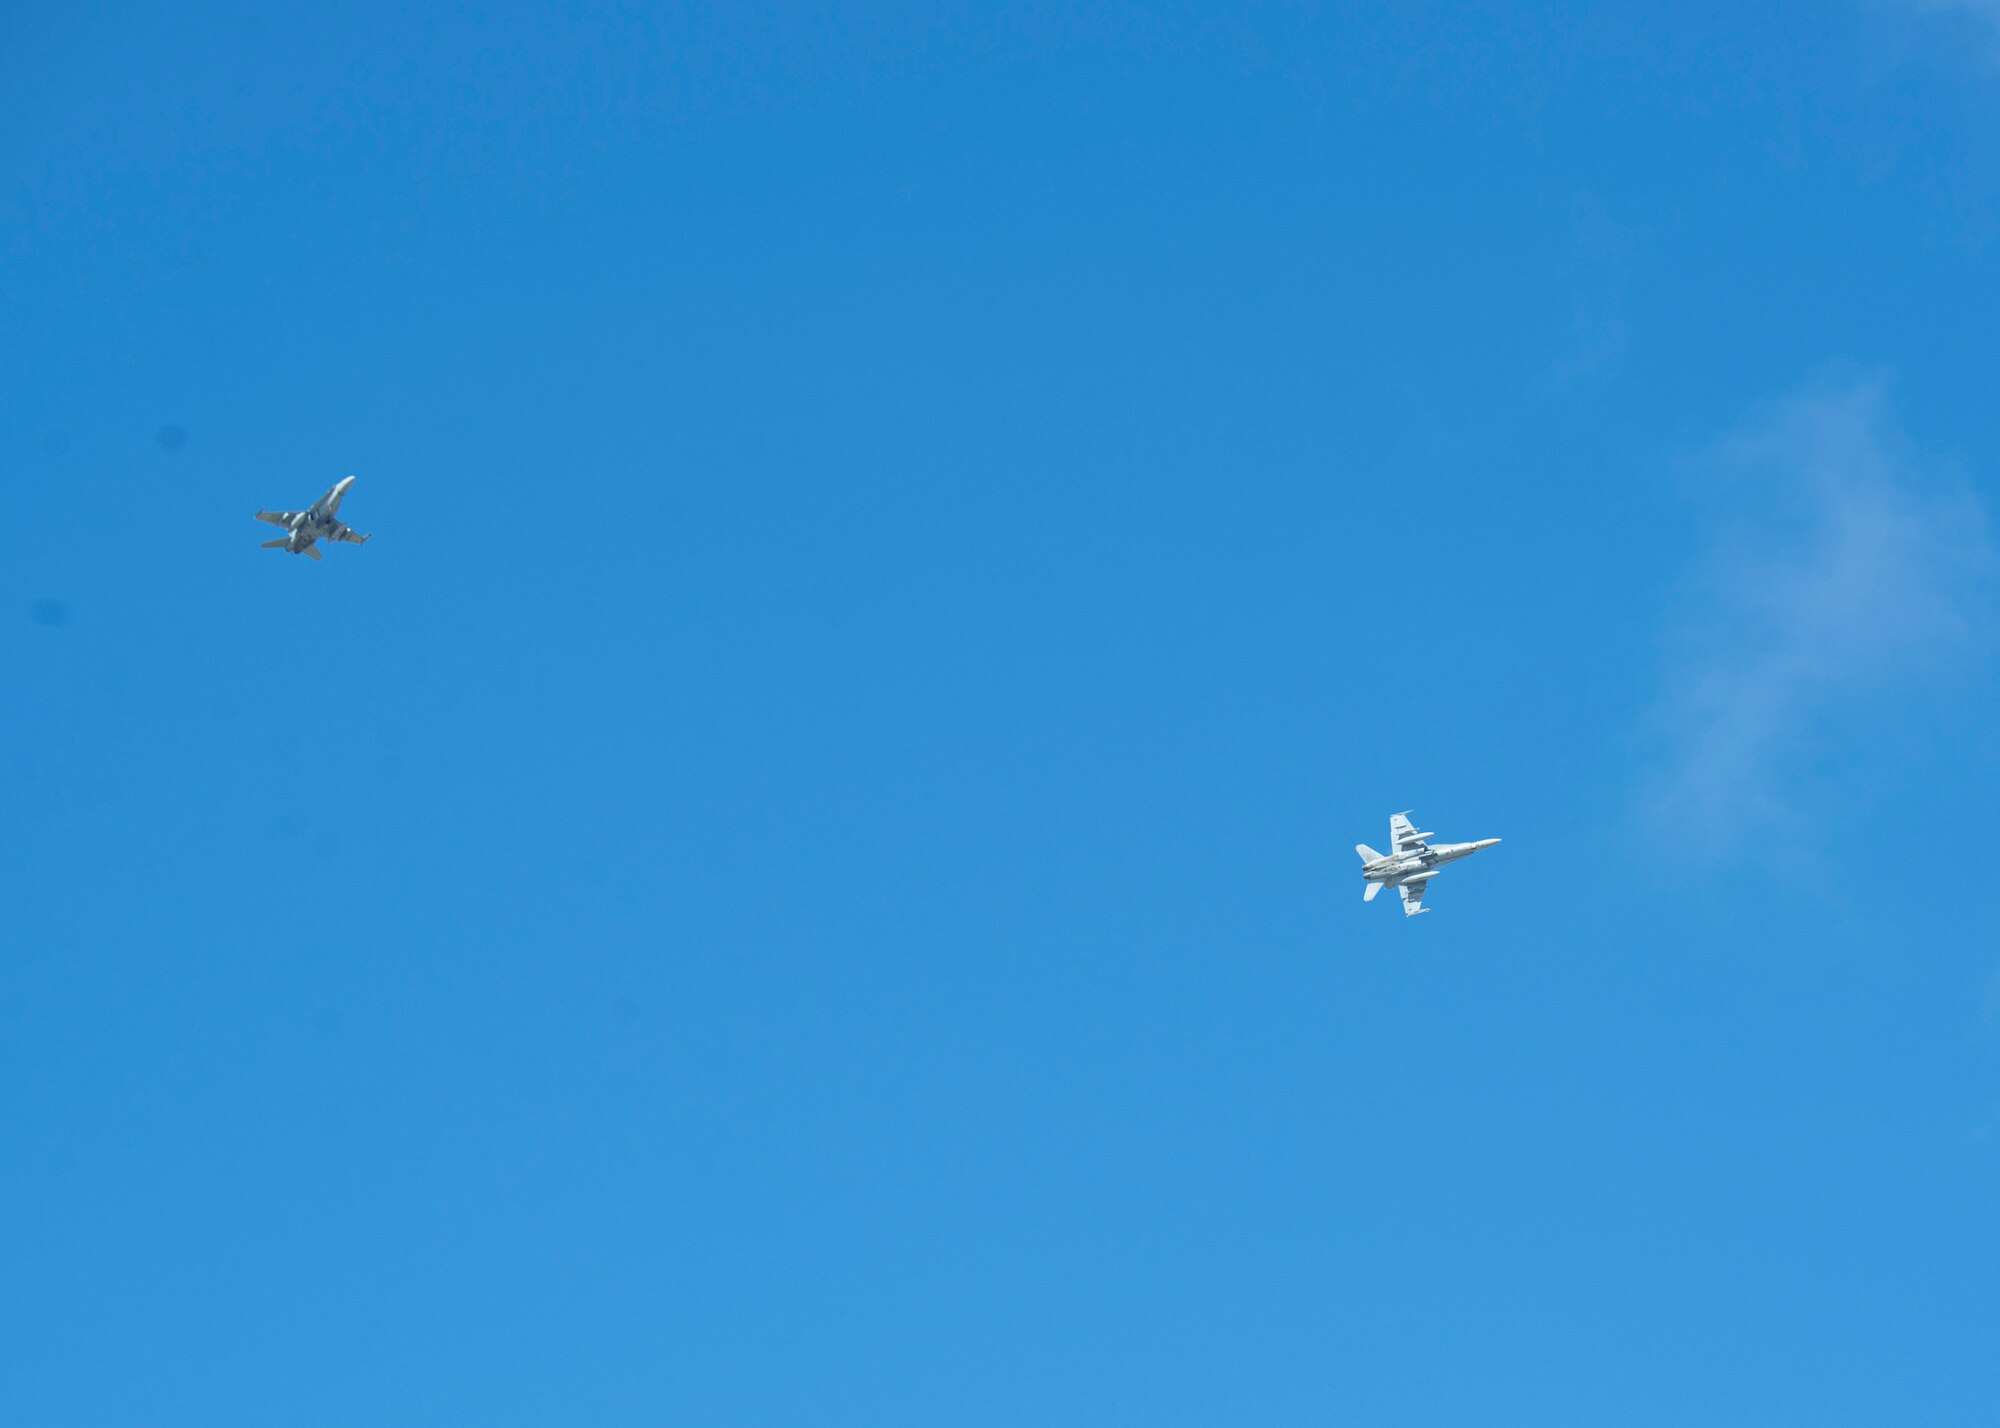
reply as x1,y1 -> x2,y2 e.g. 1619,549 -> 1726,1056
1361,839 -> 1500,887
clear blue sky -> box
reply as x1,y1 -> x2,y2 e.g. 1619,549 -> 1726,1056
5,3 -> 1999,1422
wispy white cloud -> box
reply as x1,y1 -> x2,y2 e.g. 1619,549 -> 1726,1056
1642,376 -> 1993,854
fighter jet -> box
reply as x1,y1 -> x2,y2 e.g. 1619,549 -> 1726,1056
254,476 -> 370,560
1356,811 -> 1500,917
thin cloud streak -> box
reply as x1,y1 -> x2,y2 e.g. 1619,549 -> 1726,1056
1642,377 -> 1993,854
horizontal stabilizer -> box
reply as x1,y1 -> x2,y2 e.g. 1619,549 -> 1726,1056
1355,843 -> 1384,864
303,544 -> 323,561
260,538 -> 289,549
1363,882 -> 1382,902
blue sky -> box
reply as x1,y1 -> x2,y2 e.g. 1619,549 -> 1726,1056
4,2 -> 1999,1422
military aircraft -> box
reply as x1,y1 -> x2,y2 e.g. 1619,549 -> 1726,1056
1356,811 -> 1500,917
255,476 -> 371,560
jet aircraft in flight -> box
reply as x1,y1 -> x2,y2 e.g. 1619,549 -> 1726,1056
255,476 -> 370,560
1356,811 -> 1500,917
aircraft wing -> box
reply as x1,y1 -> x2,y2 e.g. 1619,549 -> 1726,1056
254,510 -> 298,527
331,527 -> 370,546
1390,811 -> 1430,854
1397,881 -> 1430,917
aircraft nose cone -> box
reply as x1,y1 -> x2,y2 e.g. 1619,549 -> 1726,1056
1477,838 -> 1502,850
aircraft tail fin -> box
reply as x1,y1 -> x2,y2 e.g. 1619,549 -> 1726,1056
1363,882 -> 1382,902
1355,843 -> 1384,863
260,538 -> 288,550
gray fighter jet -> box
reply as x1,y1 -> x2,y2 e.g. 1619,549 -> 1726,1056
1356,811 -> 1500,917
255,476 -> 370,560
